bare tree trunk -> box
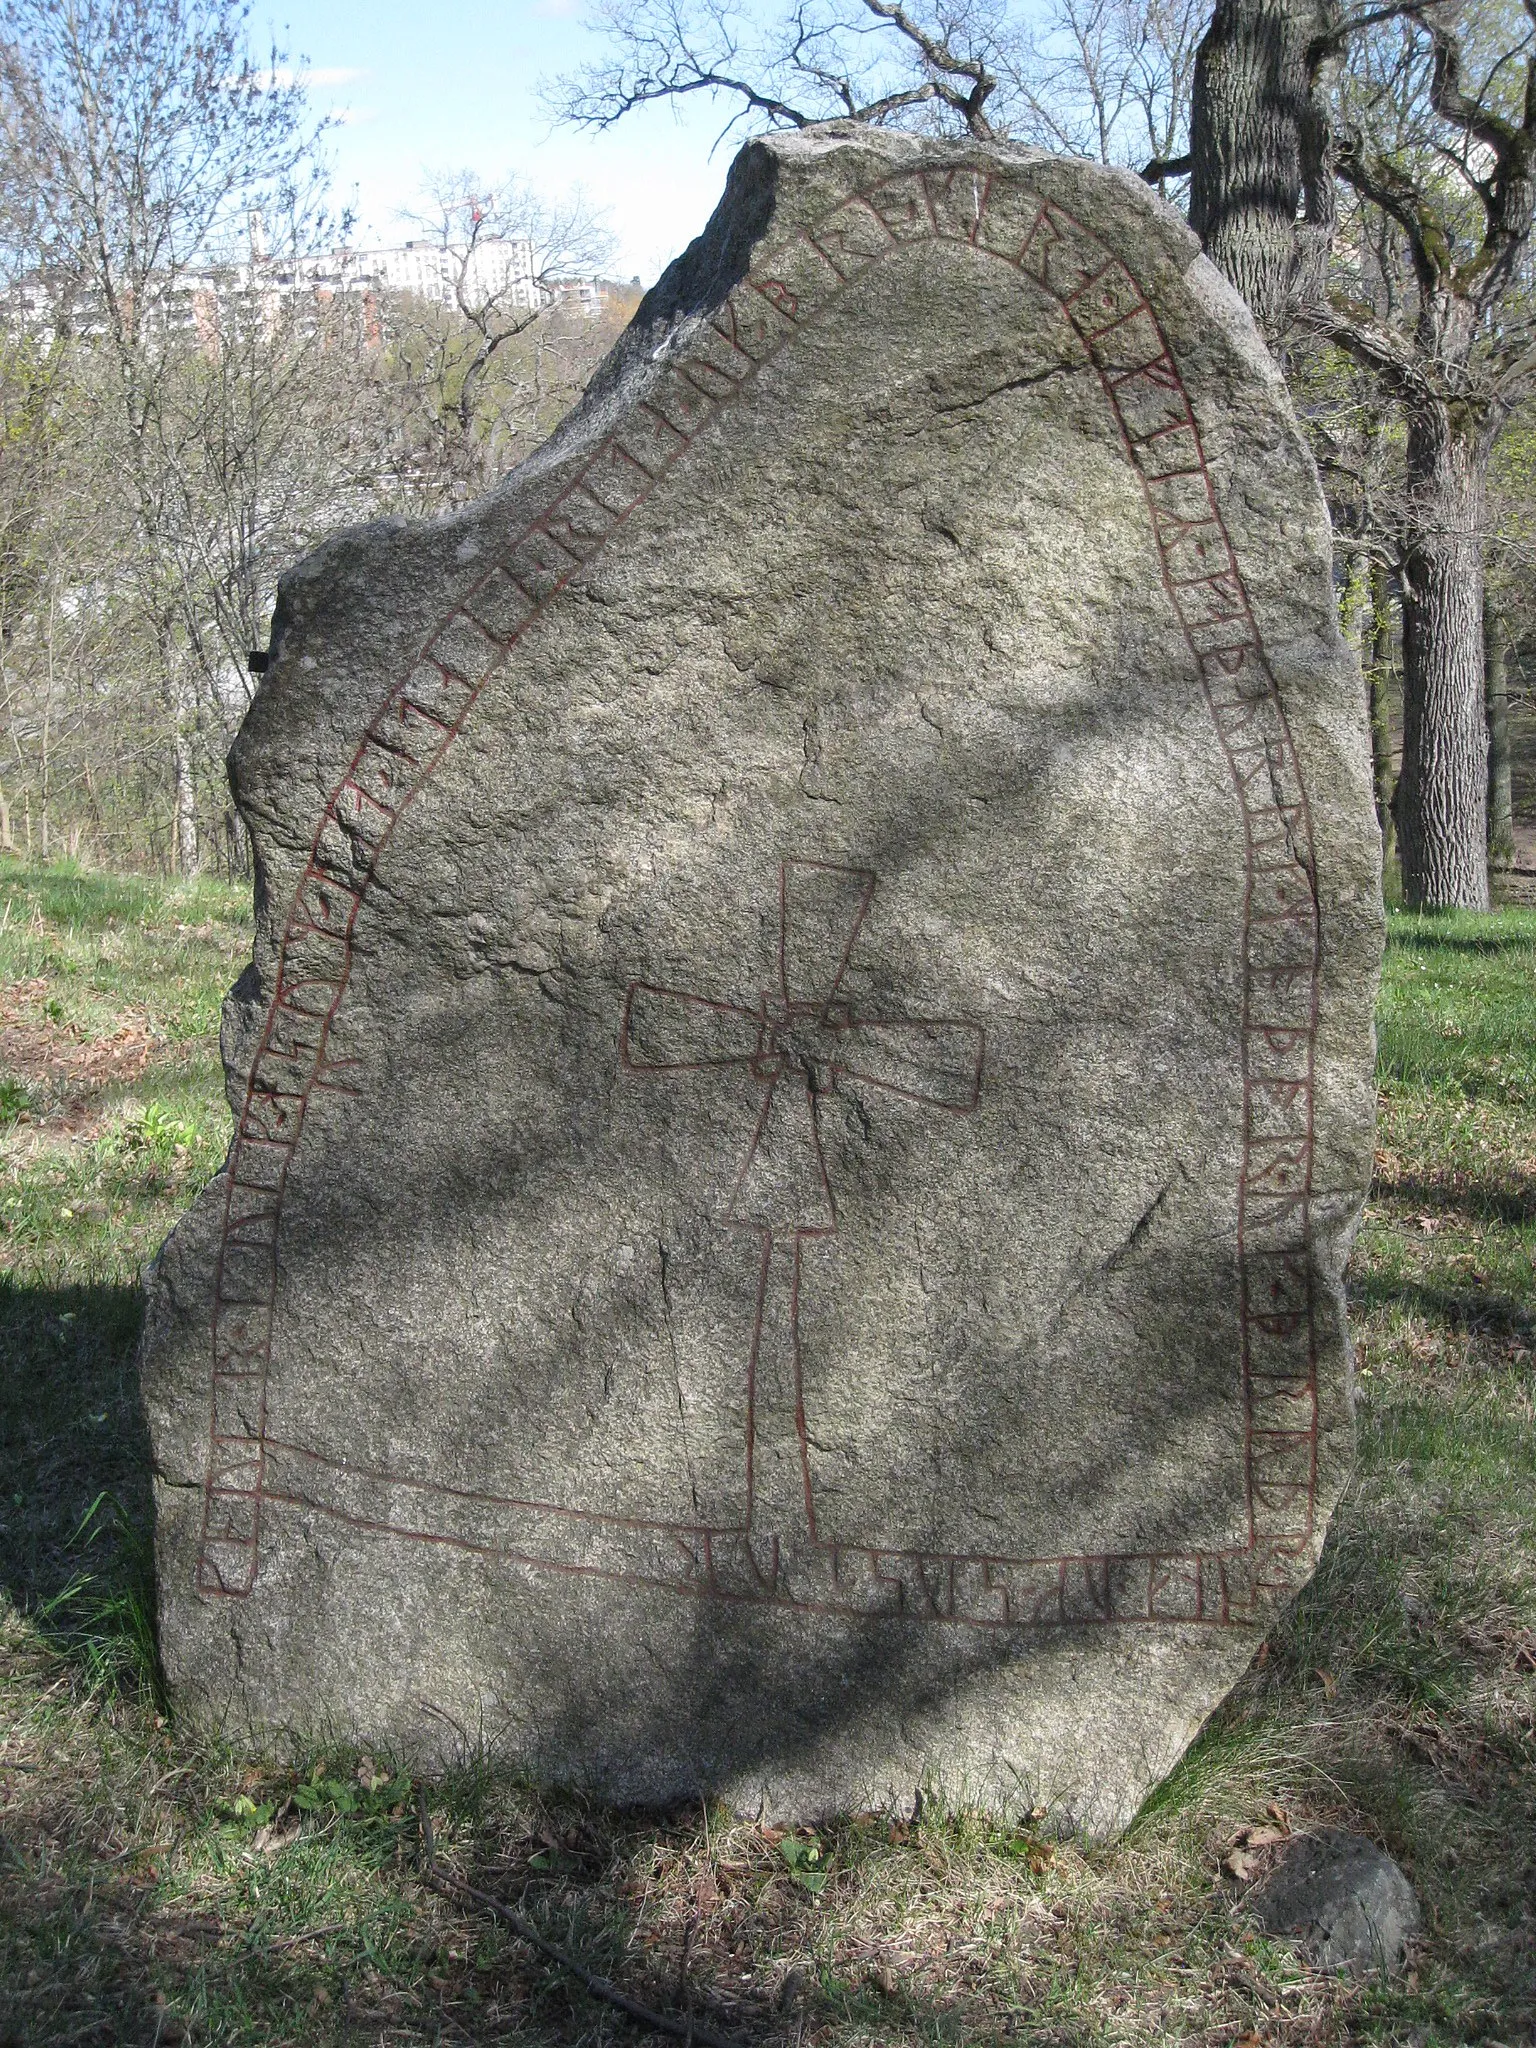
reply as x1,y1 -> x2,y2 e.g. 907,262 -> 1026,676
1368,562 -> 1397,877
1484,592 -> 1515,872
1395,406 -> 1489,911
172,726 -> 199,877
40,587 -> 55,865
1188,0 -> 1334,335
1340,550 -> 1367,651
225,803 -> 250,881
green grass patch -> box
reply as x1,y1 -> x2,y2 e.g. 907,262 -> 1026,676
1,855 -> 247,1293
1,869 -> 1534,2045
1378,906 -> 1536,1107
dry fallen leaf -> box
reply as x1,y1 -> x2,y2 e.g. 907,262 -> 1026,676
1223,1848 -> 1259,1881
1315,1668 -> 1337,1699
1235,1824 -> 1289,1849
252,1820 -> 299,1856
1266,1802 -> 1289,1827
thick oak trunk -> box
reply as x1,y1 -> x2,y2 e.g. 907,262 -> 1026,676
1484,593 -> 1515,870
1188,0 -> 1332,333
1368,561 -> 1397,871
1395,407 -> 1489,911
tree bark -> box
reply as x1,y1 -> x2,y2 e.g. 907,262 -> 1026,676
1484,592 -> 1515,871
1367,561 -> 1397,875
172,726 -> 199,877
1188,0 -> 1333,334
224,803 -> 250,881
1395,405 -> 1489,911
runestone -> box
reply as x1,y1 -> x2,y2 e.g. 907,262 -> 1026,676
141,126 -> 1383,1834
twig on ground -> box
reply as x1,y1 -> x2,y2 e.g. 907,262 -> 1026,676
266,1919 -> 350,1951
415,1792 -> 744,2048
53,2022 -> 114,2046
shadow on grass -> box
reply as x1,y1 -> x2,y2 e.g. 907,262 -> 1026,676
1349,1269 -> 1536,1344
0,1833 -> 1011,2048
1372,1169 -> 1536,1230
2,1766 -> 1011,2047
0,1277 -> 158,1690
1387,923 -> 1536,958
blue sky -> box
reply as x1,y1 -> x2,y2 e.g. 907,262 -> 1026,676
270,0 -> 739,284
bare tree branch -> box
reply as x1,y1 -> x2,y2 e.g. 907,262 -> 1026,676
860,0 -> 999,134
1296,286 -> 1437,400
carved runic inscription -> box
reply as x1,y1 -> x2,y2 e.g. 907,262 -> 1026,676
187,171 -> 1330,1632
621,860 -> 985,1566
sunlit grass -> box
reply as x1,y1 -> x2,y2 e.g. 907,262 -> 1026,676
1377,906 -> 1536,1108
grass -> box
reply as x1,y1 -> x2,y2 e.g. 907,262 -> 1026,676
2,858 -> 1534,2047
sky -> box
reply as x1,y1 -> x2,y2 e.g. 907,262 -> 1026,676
268,0 -> 743,287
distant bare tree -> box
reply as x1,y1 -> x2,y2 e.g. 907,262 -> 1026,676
387,172 -> 615,493
554,0 -> 1011,140
0,336 -> 164,865
0,0 -> 332,871
0,8 -> 645,876
1006,0 -> 1206,171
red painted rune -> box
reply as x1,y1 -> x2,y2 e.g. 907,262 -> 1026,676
621,860 -> 985,1557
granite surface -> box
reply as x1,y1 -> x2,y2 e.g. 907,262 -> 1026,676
140,126 -> 1383,1835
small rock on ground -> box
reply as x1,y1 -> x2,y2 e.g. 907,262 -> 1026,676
1247,1828 -> 1420,1975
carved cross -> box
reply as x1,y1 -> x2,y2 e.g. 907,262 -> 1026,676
621,860 -> 984,1552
